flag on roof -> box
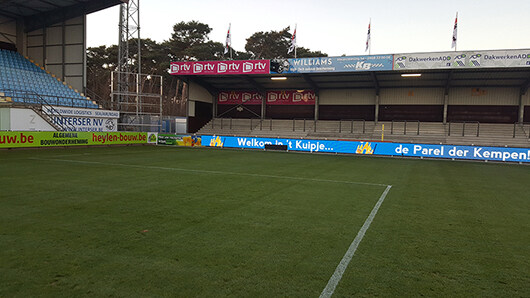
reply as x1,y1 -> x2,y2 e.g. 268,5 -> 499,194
365,20 -> 371,52
288,25 -> 297,54
224,23 -> 231,54
451,13 -> 458,49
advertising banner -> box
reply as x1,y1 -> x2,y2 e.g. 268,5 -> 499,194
43,106 -> 120,132
201,135 -> 530,163
394,49 -> 530,70
43,106 -> 120,118
147,132 -> 158,144
218,91 -> 263,105
0,131 -> 148,148
266,90 -> 315,105
270,55 -> 393,74
169,60 -> 270,75
157,134 -> 201,146
217,90 -> 316,105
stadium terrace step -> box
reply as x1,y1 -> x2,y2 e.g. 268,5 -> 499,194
197,118 -> 530,148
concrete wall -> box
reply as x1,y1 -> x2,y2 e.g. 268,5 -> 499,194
319,89 -> 375,105
380,88 -> 444,105
0,108 -> 11,130
319,87 -> 520,106
188,82 -> 213,133
26,16 -> 86,93
448,87 -> 519,105
0,16 -> 17,47
189,82 -> 213,103
8,108 -> 56,131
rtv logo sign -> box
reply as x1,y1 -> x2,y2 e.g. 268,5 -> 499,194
243,61 -> 268,73
243,62 -> 254,72
170,60 -> 270,75
218,63 -> 228,73
193,64 -> 204,73
170,63 -> 192,73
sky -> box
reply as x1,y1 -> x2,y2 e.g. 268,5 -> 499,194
86,0 -> 530,57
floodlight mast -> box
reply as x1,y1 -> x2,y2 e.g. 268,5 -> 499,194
116,0 -> 141,125
111,0 -> 162,132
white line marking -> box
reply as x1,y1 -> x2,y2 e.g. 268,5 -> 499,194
0,149 -> 173,161
41,153 -> 93,158
44,148 -> 174,158
319,185 -> 392,298
30,158 -> 388,187
31,156 -> 392,295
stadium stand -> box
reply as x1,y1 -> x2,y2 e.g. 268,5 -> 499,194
0,49 -> 99,109
197,118 -> 530,148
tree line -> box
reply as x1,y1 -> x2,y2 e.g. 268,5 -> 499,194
87,21 -> 327,116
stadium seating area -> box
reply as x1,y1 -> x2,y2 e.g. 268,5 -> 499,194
198,118 -> 530,148
0,49 -> 99,109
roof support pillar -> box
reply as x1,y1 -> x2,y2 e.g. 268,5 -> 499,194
374,94 -> 380,123
186,76 -> 218,120
518,91 -> 525,124
261,94 -> 266,120
443,93 -> 449,124
444,72 -> 452,125
371,72 -> 380,123
213,93 -> 218,118
520,77 -> 529,123
314,93 -> 319,121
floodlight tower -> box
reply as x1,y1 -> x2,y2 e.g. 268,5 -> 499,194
112,0 -> 161,132
116,0 -> 141,113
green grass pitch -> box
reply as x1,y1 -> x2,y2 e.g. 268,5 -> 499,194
1,146 -> 529,296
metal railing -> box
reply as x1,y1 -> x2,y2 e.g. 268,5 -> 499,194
0,89 -> 75,131
211,118 -> 372,134
520,122 -> 530,139
258,119 -> 273,131
390,120 -> 420,135
292,118 -> 313,132
0,88 -> 96,109
85,87 -> 106,109
448,121 -> 480,137
211,118 -> 226,130
339,119 -> 366,134
211,118 -> 260,131
250,118 -> 260,130
204,118 -> 530,143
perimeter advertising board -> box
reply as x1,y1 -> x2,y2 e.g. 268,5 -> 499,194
0,131 -> 149,148
394,49 -> 530,70
157,134 -> 201,146
201,135 -> 530,163
270,55 -> 393,74
43,106 -> 120,132
169,60 -> 270,75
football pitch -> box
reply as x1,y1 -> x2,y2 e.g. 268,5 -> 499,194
1,146 -> 529,297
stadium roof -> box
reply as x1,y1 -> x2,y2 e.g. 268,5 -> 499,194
0,0 -> 125,32
174,49 -> 530,94
185,68 -> 530,95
